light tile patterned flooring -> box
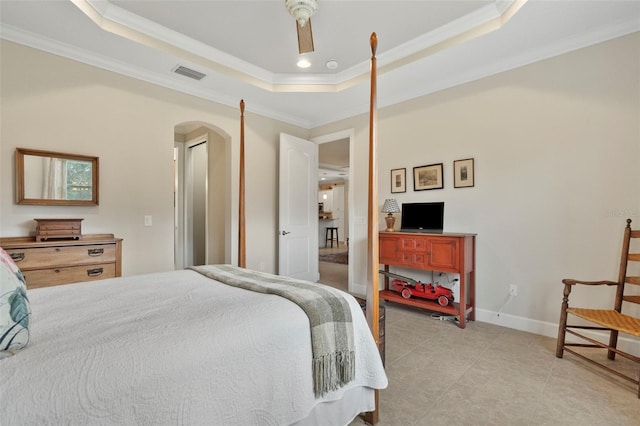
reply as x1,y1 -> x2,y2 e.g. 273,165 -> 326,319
318,254 -> 640,426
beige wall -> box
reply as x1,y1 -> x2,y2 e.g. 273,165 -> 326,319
312,32 -> 640,338
0,40 -> 307,276
1,32 -> 639,340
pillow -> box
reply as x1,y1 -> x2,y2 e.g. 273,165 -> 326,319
0,247 -> 30,358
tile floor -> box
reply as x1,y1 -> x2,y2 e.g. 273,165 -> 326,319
319,246 -> 349,292
317,253 -> 640,426
349,303 -> 639,425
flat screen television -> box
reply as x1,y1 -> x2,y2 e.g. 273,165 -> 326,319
400,202 -> 444,233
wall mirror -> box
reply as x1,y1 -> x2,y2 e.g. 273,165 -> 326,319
16,148 -> 99,206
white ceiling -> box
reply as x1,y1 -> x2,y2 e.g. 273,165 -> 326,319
1,1 -> 639,128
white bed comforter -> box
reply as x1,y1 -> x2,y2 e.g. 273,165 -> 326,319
0,269 -> 387,425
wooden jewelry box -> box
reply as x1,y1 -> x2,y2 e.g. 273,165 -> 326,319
34,218 -> 83,242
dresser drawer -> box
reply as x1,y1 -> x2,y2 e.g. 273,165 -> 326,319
1,233 -> 122,288
400,252 -> 425,267
401,238 -> 426,251
6,244 -> 116,270
22,263 -> 117,288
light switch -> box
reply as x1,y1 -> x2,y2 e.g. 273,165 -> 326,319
144,215 -> 152,226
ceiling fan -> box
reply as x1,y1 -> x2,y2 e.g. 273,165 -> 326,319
285,0 -> 317,54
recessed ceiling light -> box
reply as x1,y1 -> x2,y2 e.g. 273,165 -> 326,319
326,60 -> 339,70
297,59 -> 311,68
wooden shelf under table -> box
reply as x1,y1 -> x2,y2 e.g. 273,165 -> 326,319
379,289 -> 474,320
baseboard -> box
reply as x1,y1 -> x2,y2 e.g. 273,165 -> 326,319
351,283 -> 367,298
352,291 -> 640,353
476,308 -> 640,353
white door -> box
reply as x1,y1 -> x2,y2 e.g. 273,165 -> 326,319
279,133 -> 318,281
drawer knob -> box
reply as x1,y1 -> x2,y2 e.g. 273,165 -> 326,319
10,252 -> 25,262
87,268 -> 104,277
88,248 -> 104,256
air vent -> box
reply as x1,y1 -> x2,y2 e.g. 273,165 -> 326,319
173,65 -> 206,81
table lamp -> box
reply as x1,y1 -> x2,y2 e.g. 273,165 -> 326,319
381,199 -> 400,232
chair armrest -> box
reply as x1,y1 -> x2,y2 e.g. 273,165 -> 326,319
562,279 -> 618,286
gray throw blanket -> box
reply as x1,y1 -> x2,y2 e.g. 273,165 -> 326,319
189,265 -> 355,397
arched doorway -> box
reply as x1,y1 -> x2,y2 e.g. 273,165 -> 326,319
174,121 -> 232,268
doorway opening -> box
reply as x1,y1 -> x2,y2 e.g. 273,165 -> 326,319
174,122 -> 233,269
313,130 -> 353,293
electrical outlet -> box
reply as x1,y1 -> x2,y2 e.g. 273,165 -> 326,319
509,284 -> 518,296
144,215 -> 152,226
259,262 -> 265,271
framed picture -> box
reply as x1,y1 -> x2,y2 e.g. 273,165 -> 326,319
413,163 -> 444,191
453,158 -> 475,188
390,168 -> 406,193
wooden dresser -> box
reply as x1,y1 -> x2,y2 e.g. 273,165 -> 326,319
0,234 -> 122,289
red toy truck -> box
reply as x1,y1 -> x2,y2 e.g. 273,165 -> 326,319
380,270 -> 454,306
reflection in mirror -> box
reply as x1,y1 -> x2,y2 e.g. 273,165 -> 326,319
16,148 -> 99,206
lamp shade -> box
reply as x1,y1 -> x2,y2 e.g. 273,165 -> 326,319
381,199 -> 400,214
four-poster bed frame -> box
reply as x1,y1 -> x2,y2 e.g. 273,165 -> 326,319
236,33 -> 383,423
365,32 -> 381,424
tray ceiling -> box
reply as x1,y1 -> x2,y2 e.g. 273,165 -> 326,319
1,1 -> 638,128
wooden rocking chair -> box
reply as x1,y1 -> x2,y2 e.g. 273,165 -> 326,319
556,218 -> 640,397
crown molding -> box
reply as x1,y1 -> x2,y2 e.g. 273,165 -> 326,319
2,3 -> 638,129
0,24 -> 313,128
71,0 -> 524,93
305,20 -> 640,128
374,19 -> 640,121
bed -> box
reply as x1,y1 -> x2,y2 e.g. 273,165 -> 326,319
0,35 -> 385,425
0,266 -> 386,425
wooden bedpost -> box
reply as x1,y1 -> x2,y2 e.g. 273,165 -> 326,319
238,99 -> 246,268
364,32 -> 381,425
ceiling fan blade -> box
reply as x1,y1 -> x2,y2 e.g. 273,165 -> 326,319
296,19 -> 314,54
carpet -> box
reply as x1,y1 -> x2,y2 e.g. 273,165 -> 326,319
319,251 -> 349,265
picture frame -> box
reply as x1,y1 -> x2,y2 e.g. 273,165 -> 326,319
390,168 -> 406,193
453,158 -> 474,188
413,163 -> 444,191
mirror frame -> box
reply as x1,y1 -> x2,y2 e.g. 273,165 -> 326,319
16,148 -> 99,206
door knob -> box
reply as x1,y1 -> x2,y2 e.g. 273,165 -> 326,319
281,230 -> 291,235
